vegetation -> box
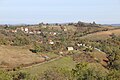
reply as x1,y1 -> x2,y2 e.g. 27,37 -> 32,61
0,23 -> 120,80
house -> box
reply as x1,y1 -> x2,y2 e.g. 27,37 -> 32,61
36,31 -> 41,34
49,40 -> 54,44
77,43 -> 83,47
33,30 -> 37,34
53,32 -> 57,35
89,46 -> 92,48
59,51 -> 63,55
83,44 -> 86,46
64,29 -> 67,31
49,32 -> 52,35
29,31 -> 34,34
67,47 -> 74,51
11,30 -> 17,33
25,28 -> 29,33
20,27 -> 24,31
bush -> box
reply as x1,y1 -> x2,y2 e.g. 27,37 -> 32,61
72,63 -> 106,80
13,72 -> 26,80
12,36 -> 30,46
12,71 -> 30,80
0,70 -> 12,80
40,67 -> 71,80
107,69 -> 120,80
0,37 -> 9,45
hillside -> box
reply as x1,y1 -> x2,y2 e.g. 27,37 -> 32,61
81,29 -> 120,40
0,45 -> 45,69
0,24 -> 120,80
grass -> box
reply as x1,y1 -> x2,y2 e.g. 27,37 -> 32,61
90,50 -> 107,65
0,45 -> 45,69
8,50 -> 108,78
88,63 -> 108,75
38,52 -> 59,59
17,56 -> 75,76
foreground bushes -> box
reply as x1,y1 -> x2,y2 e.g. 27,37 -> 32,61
39,62 -> 120,80
0,62 -> 120,80
0,70 -> 12,80
40,68 -> 71,80
72,63 -> 107,80
0,70 -> 33,80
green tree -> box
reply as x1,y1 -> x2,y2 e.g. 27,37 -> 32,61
12,36 -> 30,46
72,63 -> 106,80
107,69 -> 120,80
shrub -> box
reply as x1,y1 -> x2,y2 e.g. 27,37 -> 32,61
0,37 -> 9,45
0,70 -> 12,80
12,36 -> 30,46
12,71 -> 30,80
40,67 -> 71,80
107,69 -> 120,80
72,63 -> 106,80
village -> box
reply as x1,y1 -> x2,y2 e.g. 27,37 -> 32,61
0,0 -> 120,79
0,22 -> 111,67
0,22 -> 120,80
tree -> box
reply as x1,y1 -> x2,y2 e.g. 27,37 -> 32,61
110,33 -> 116,39
72,63 -> 106,80
107,47 -> 120,70
77,21 -> 85,27
40,68 -> 71,80
107,69 -> 120,80
12,36 -> 30,46
93,21 -> 96,25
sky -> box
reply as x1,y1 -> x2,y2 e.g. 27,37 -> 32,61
0,0 -> 120,24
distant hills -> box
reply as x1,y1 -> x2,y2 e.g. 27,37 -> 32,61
103,24 -> 120,27
110,24 -> 120,26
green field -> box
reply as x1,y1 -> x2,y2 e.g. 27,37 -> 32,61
16,56 -> 75,76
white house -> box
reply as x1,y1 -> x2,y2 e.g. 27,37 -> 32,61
67,47 -> 74,51
53,32 -> 57,35
83,44 -> 86,46
77,43 -> 83,47
64,29 -> 67,32
49,40 -> 54,44
59,51 -> 64,55
29,31 -> 34,34
37,31 -> 41,34
21,27 -> 24,31
11,30 -> 17,33
25,28 -> 29,33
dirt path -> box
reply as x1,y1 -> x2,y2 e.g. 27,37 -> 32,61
22,56 -> 63,69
